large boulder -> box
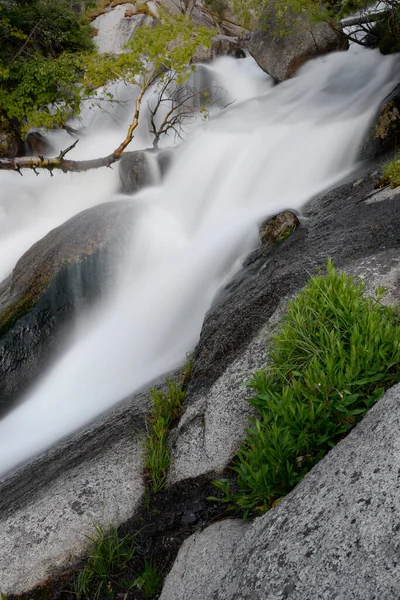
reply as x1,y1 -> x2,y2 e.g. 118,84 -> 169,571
169,160 -> 400,486
161,382 -> 400,600
248,1 -> 348,81
0,200 -> 136,416
92,4 -> 154,54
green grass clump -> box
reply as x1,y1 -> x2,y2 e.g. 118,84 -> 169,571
212,259 -> 400,516
144,379 -> 185,492
76,525 -> 135,599
380,157 -> 400,188
134,561 -> 163,599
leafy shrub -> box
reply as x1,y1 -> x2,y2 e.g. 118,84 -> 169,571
212,260 -> 400,516
379,157 -> 400,189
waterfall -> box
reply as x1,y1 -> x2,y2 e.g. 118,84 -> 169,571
0,49 -> 397,478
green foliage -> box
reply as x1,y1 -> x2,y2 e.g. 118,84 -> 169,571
144,379 -> 185,493
76,525 -> 136,600
0,0 -> 94,132
134,561 -> 163,599
378,157 -> 400,189
212,260 -> 400,516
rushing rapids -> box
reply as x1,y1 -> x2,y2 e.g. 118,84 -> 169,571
0,49 -> 398,478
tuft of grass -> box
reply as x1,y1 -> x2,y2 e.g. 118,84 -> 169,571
76,525 -> 136,599
211,259 -> 400,516
134,561 -> 163,599
144,379 -> 185,492
378,157 -> 400,188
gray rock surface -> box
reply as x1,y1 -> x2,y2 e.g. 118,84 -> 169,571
119,150 -> 159,194
171,159 -> 400,484
249,1 -> 348,81
93,4 -> 153,55
169,303 -> 287,483
160,519 -> 250,600
0,383 -> 150,596
0,200 -> 136,416
189,159 -> 400,394
209,382 -> 400,599
192,35 -> 246,62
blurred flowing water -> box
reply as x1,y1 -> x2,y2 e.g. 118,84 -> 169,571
0,49 -> 397,478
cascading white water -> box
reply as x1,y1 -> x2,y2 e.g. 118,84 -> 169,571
0,49 -> 398,479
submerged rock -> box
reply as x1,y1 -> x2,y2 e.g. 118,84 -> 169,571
249,1 -> 348,81
0,200 -> 136,416
119,150 -> 159,194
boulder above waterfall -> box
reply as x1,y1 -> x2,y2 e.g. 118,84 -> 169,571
248,1 -> 348,81
0,200 -> 136,416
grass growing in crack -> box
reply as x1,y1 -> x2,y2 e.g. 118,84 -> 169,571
211,259 -> 400,516
76,525 -> 135,599
134,561 -> 163,599
144,379 -> 185,493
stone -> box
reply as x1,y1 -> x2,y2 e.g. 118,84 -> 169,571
210,382 -> 400,599
0,200 -> 136,416
0,386 -> 148,596
119,150 -> 159,194
189,159 -> 400,392
161,383 -> 400,600
168,304 -> 287,483
192,35 -> 246,62
0,120 -> 24,158
248,1 -> 348,81
358,82 -> 400,160
92,5 -> 154,55
159,519 -> 250,600
25,131 -> 54,157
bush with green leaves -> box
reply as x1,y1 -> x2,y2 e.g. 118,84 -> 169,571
378,157 -> 400,188
0,0 -> 94,131
212,260 -> 400,516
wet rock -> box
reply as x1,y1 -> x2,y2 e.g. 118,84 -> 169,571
25,131 -> 54,157
0,383 -> 148,596
249,1 -> 348,81
189,159 -> 400,391
119,150 -> 157,194
0,200 -> 136,416
0,120 -> 24,158
358,83 -> 400,160
192,35 -> 246,62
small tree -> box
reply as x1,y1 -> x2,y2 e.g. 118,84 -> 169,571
0,13 -> 215,172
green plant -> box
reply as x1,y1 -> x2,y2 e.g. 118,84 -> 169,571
76,525 -> 136,599
134,561 -> 163,599
144,379 -> 185,492
378,157 -> 400,188
212,260 -> 400,516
